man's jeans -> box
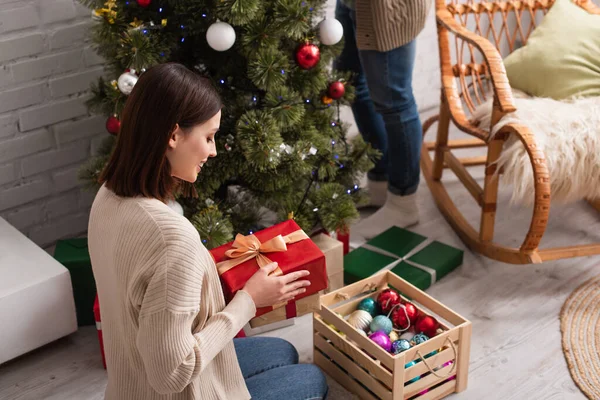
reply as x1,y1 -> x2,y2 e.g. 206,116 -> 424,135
334,0 -> 423,196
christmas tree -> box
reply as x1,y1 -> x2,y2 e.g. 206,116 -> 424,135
79,0 -> 377,249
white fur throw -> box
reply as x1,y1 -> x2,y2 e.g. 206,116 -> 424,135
472,95 -> 600,205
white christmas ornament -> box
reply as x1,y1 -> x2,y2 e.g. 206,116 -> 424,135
318,18 -> 344,45
166,199 -> 184,215
206,21 -> 236,51
117,70 -> 138,95
347,310 -> 373,332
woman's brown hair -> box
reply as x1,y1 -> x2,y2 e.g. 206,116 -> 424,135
99,63 -> 222,201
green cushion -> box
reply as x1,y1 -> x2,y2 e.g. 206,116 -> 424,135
503,0 -> 600,100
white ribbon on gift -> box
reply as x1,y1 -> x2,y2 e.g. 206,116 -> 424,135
360,238 -> 437,286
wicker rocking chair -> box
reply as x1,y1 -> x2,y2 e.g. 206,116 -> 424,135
422,0 -> 600,264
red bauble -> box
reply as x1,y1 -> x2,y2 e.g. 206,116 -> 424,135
137,0 -> 151,7
296,43 -> 320,70
391,302 -> 419,330
403,301 -> 420,324
106,115 -> 120,135
415,315 -> 440,337
377,289 -> 400,314
328,81 -> 345,100
391,306 -> 410,330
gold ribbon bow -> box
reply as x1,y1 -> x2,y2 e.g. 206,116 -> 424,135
216,230 -> 309,276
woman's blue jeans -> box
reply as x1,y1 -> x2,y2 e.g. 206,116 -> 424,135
334,0 -> 423,196
235,337 -> 328,399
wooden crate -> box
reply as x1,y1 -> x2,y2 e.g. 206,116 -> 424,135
314,270 -> 471,400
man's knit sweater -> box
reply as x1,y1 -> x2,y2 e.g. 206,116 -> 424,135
341,0 -> 432,51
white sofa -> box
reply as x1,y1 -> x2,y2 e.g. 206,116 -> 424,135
0,217 -> 77,364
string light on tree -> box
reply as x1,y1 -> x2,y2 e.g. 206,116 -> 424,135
318,18 -> 344,45
117,70 -> 138,95
206,21 -> 236,51
295,43 -> 320,69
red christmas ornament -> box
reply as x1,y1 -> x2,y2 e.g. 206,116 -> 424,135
137,0 -> 151,7
106,115 -> 120,135
296,43 -> 320,70
328,81 -> 345,100
391,302 -> 419,330
415,315 -> 440,337
403,301 -> 420,324
377,289 -> 400,314
391,306 -> 409,330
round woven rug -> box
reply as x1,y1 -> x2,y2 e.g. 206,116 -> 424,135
560,276 -> 600,400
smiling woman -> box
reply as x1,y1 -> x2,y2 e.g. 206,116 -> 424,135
99,63 -> 222,201
87,63 -> 327,400
166,109 -> 220,183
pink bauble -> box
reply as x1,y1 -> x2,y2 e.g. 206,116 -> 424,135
368,331 -> 392,352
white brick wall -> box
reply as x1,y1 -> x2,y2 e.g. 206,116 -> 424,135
0,0 -> 107,249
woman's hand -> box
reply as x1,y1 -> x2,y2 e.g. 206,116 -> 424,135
242,262 -> 311,308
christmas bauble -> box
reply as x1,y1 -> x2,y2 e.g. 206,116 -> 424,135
321,95 -> 333,105
327,322 -> 344,337
166,199 -> 184,215
368,331 -> 392,352
402,301 -> 420,324
391,339 -> 411,355
117,71 -> 138,95
105,115 -> 120,135
328,81 -> 345,100
412,333 -> 429,345
295,43 -> 320,69
377,289 -> 400,314
415,315 -> 440,337
207,21 -> 236,51
370,315 -> 393,335
347,310 -> 372,332
404,361 -> 421,383
425,349 -> 438,359
399,331 -> 415,341
318,18 -> 344,45
137,0 -> 151,7
434,360 -> 453,372
357,298 -> 378,317
389,331 -> 399,343
391,304 -> 414,331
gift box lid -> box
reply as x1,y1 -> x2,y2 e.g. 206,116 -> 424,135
211,219 -> 328,307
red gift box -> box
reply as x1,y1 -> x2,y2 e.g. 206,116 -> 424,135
93,294 -> 107,369
211,219 -> 328,318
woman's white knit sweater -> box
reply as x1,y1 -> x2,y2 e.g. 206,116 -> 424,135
88,185 -> 256,400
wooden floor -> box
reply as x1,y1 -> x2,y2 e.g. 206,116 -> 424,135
1,111 -> 599,399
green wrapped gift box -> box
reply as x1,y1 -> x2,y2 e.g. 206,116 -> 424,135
54,237 -> 96,326
344,227 -> 463,291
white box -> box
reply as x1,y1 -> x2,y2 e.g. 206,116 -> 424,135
0,217 -> 77,364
